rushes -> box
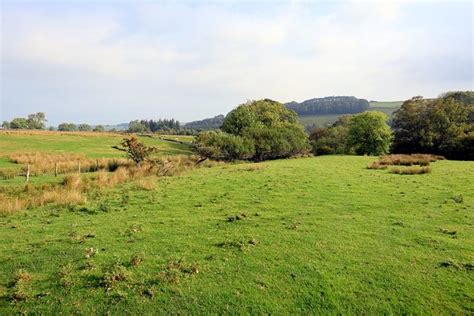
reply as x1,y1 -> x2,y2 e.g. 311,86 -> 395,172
367,154 -> 443,175
0,155 -> 215,215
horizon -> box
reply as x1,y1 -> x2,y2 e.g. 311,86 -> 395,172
1,0 -> 473,126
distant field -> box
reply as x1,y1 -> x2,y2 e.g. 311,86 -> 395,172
0,156 -> 472,313
369,101 -> 404,108
298,114 -> 341,128
0,131 -> 192,159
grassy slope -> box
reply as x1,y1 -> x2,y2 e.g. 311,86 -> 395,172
0,156 -> 472,314
369,101 -> 404,108
0,132 -> 191,159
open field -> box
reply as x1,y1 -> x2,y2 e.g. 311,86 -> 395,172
0,155 -> 473,314
0,131 -> 191,159
369,101 -> 404,108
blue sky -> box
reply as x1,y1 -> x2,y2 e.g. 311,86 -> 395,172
1,0 -> 472,126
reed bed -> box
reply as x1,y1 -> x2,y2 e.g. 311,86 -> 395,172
0,155 -> 222,215
368,154 -> 444,169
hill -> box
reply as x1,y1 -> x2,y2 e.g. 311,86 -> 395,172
183,115 -> 225,131
285,96 -> 369,115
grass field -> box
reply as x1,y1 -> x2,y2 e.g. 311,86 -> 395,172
1,154 -> 472,314
369,101 -> 404,108
0,131 -> 191,159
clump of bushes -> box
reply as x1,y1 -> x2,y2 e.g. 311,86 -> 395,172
310,112 -> 393,156
193,99 -> 310,162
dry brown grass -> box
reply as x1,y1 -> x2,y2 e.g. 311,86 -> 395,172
389,166 -> 432,175
7,152 -> 128,177
0,154 -> 223,215
0,129 -> 124,137
368,154 -> 444,170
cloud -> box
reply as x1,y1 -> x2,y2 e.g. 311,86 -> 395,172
1,0 -> 472,125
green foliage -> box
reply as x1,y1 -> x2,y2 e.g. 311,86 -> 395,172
205,99 -> 309,161
10,118 -> 29,129
58,123 -> 78,131
128,120 -> 147,133
392,92 -> 473,159
193,131 -> 255,161
78,124 -> 92,132
4,112 -> 46,130
347,111 -> 392,155
93,125 -> 105,132
26,112 -> 46,130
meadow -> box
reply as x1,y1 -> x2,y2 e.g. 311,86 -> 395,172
0,131 -> 472,314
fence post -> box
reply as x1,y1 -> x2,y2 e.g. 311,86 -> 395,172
55,162 -> 58,177
78,162 -> 81,173
96,159 -> 99,171
26,164 -> 30,183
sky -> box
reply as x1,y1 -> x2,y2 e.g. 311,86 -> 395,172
0,0 -> 472,126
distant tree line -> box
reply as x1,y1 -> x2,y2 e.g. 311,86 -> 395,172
128,119 -> 182,134
2,112 -> 47,130
285,96 -> 370,115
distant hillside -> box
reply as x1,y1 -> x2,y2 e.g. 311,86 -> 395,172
285,96 -> 369,115
184,115 -> 225,130
102,123 -> 129,131
369,100 -> 403,108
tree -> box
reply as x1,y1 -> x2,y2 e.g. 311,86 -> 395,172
347,111 -> 392,155
194,99 -> 310,161
128,120 -> 147,133
58,123 -> 77,131
392,92 -> 473,159
26,112 -> 46,129
2,121 -> 10,129
193,131 -> 255,161
78,124 -> 92,131
310,116 -> 353,155
10,118 -> 29,129
93,125 -> 105,132
113,136 -> 157,165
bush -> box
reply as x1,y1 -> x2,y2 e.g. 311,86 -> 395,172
347,111 -> 392,155
193,131 -> 255,161
310,117 -> 352,156
389,166 -> 431,175
196,99 -> 309,161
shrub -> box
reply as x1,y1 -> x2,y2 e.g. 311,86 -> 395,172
193,131 -> 255,161
113,136 -> 157,165
347,111 -> 393,155
195,99 -> 309,161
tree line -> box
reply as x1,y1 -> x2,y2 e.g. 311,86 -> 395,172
193,91 -> 473,162
285,96 -> 370,116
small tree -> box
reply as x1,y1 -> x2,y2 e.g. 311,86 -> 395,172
27,112 -> 46,129
58,123 -> 77,131
347,111 -> 392,155
10,118 -> 29,129
93,125 -> 105,132
78,124 -> 92,131
113,136 -> 156,165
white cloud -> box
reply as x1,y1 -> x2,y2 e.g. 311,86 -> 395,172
1,1 -> 472,124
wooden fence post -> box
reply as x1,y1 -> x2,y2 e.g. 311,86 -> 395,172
78,162 -> 81,173
55,162 -> 58,177
96,159 -> 99,171
26,164 -> 30,183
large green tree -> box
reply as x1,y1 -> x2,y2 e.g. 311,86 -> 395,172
26,112 -> 46,129
194,99 -> 309,161
392,91 -> 473,159
347,111 -> 392,155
